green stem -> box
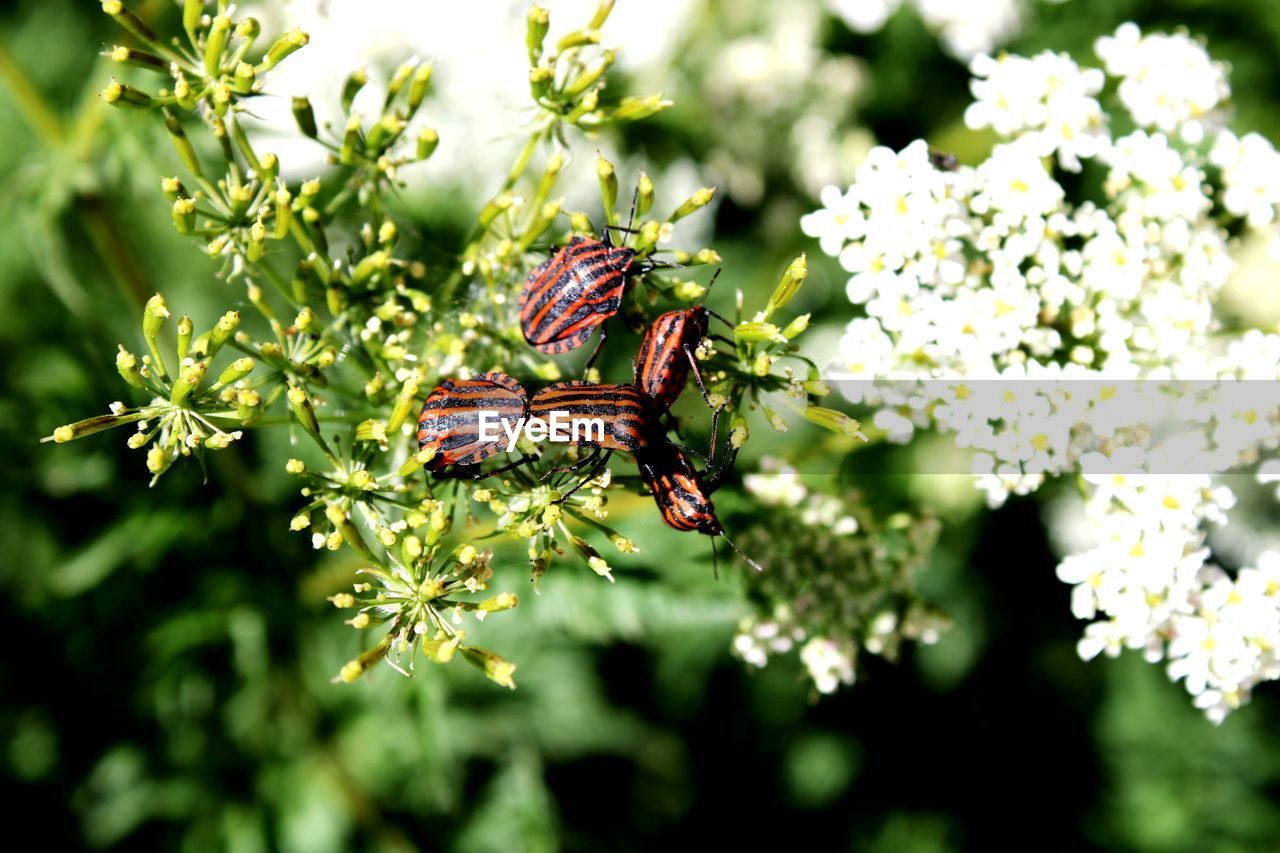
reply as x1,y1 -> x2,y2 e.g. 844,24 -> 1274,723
0,39 -> 64,144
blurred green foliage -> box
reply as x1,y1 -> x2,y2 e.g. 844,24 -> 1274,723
3,1 -> 1280,850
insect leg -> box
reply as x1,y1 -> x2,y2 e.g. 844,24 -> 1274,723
582,321 -> 608,375
554,449 -> 613,504
539,446 -> 602,481
469,454 -> 539,480
683,343 -> 720,462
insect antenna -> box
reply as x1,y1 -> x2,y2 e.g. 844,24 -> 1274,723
718,529 -> 764,572
703,267 -> 722,295
705,308 -> 736,330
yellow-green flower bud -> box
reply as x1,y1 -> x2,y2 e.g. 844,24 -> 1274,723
142,293 -> 170,378
182,0 -> 202,43
526,6 -> 550,63
386,61 -> 414,101
364,112 -> 405,153
734,321 -> 785,344
205,431 -> 239,450
176,314 -> 193,362
378,221 -> 397,246
286,458 -> 306,475
479,592 -> 518,613
461,646 -> 517,689
673,280 -> 705,301
236,388 -> 262,423
235,17 -> 261,41
340,68 -> 367,113
287,384 -> 320,437
108,45 -> 166,71
271,186 -> 292,239
161,176 -> 185,201
589,0 -> 616,30
671,186 -> 715,222
767,254 -> 807,316
207,310 -> 240,359
753,353 -> 774,377
146,444 -> 173,475
478,194 -> 514,231
637,171 -> 654,216
416,127 -> 439,161
609,94 -> 672,123
262,28 -> 309,70
422,636 -> 458,664
730,413 -> 749,449
782,313 -> 811,339
203,14 -> 231,76
556,28 -> 600,52
803,406 -> 869,442
536,150 -> 565,202
171,197 -> 196,234
355,419 -> 388,446
291,96 -> 317,138
336,114 -> 361,165
215,357 -> 254,387
116,346 -> 143,389
170,358 -> 207,405
100,79 -> 153,108
596,153 -> 617,222
232,61 -> 256,95
387,375 -> 421,433
528,65 -> 553,101
407,62 -> 433,111
564,49 -> 614,99
173,74 -> 197,110
101,2 -> 156,45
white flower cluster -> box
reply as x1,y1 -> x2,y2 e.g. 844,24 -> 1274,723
734,459 -> 863,692
1058,473 -> 1280,723
829,0 -> 1024,60
803,25 -> 1280,718
734,459 -> 941,693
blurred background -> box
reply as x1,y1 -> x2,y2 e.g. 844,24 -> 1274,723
4,0 -> 1280,849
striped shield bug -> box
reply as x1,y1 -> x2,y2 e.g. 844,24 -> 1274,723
519,229 -> 673,365
634,438 -> 761,572
528,381 -> 657,453
528,380 -> 662,502
633,306 -> 712,411
417,372 -> 531,477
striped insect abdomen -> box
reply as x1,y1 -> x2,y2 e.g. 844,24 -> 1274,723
528,381 -> 655,452
634,307 -> 710,410
417,372 -> 528,470
519,236 -> 636,354
635,441 -> 722,535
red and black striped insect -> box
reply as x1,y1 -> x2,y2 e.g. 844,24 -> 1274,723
519,231 -> 671,365
528,381 -> 657,452
633,306 -> 711,410
634,437 -> 760,571
527,380 -> 660,501
417,372 -> 531,477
